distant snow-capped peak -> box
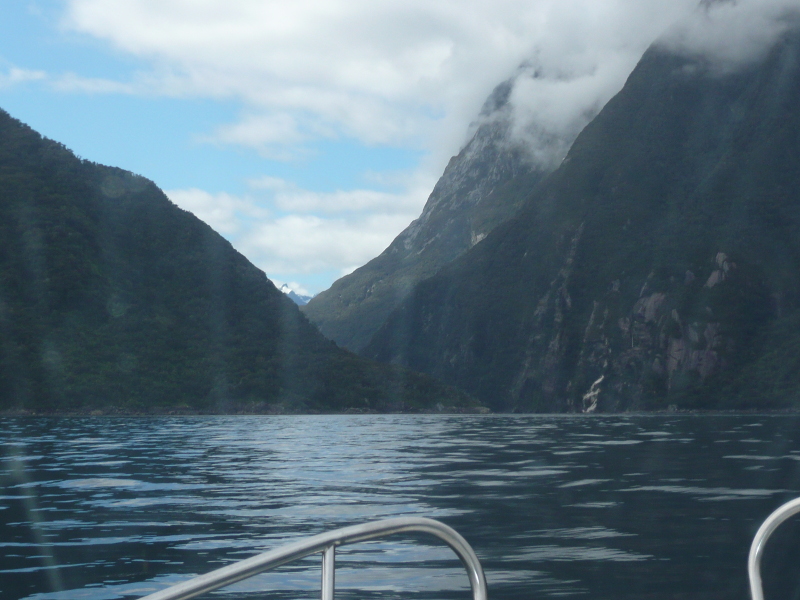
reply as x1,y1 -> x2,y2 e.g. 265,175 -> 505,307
279,283 -> 313,306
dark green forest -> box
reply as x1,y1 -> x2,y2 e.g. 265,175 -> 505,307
0,109 -> 477,414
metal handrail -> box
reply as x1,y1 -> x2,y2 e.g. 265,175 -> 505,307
138,516 -> 488,600
748,497 -> 800,600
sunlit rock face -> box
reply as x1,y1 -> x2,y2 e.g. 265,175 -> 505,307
302,80 -> 549,353
365,25 -> 800,413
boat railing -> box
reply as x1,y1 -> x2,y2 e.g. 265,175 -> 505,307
749,497 -> 800,600
137,516 -> 488,600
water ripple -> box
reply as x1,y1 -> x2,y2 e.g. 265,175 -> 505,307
1,415 -> 799,600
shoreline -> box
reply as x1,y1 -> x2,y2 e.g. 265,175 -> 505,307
2,407 -> 799,417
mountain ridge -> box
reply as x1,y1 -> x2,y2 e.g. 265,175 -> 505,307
364,25 -> 800,412
301,81 -> 548,352
0,108 -> 477,414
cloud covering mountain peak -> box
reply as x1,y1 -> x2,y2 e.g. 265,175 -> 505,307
659,0 -> 800,73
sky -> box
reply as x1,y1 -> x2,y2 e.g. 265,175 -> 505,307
1,1 -> 796,296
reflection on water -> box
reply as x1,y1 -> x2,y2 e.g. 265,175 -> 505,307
2,415 -> 800,600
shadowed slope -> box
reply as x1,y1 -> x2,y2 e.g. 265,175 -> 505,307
366,28 -> 800,412
302,82 -> 546,352
0,110 -> 476,413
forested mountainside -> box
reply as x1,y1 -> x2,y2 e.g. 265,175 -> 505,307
365,26 -> 800,413
0,109 -> 476,414
302,81 -> 547,352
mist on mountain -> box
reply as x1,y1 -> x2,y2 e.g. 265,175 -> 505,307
363,7 -> 800,412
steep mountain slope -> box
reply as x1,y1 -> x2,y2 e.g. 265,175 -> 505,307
0,109 -> 475,413
365,26 -> 800,412
302,82 -> 547,352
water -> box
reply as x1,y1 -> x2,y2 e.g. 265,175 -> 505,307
2,415 -> 800,600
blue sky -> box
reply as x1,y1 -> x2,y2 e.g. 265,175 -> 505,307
1,2 -> 441,295
0,0 -> 725,296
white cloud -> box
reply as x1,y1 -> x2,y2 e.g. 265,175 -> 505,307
248,176 -> 292,191
55,0 -> 797,169
166,179 -> 426,293
0,64 -> 153,96
274,187 -> 426,215
0,67 -> 47,89
286,281 -> 313,297
503,55 -> 640,168
61,0 -> 700,168
240,213 -> 413,277
658,0 -> 800,73
166,188 -> 269,235
200,113 -> 310,158
51,72 -> 139,94
56,0 -> 798,294
475,0 -> 701,167
247,175 -> 433,214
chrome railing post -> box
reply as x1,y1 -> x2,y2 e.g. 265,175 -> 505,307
321,544 -> 335,600
138,516 -> 487,600
748,497 -> 800,600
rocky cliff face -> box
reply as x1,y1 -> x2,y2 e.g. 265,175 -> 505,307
301,81 -> 547,352
365,24 -> 800,412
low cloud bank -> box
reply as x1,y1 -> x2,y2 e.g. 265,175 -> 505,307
62,0 -> 704,170
167,175 -> 434,293
659,0 -> 800,73
487,0 -> 799,170
54,1 -> 800,292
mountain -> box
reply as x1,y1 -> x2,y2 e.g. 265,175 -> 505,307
279,284 -> 313,306
0,109 -> 477,414
301,81 -> 548,352
365,24 -> 800,413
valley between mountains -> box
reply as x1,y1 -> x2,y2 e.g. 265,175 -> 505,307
308,14 -> 800,413
3,4 -> 800,413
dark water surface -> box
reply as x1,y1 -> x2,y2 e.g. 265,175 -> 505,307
2,415 -> 800,600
